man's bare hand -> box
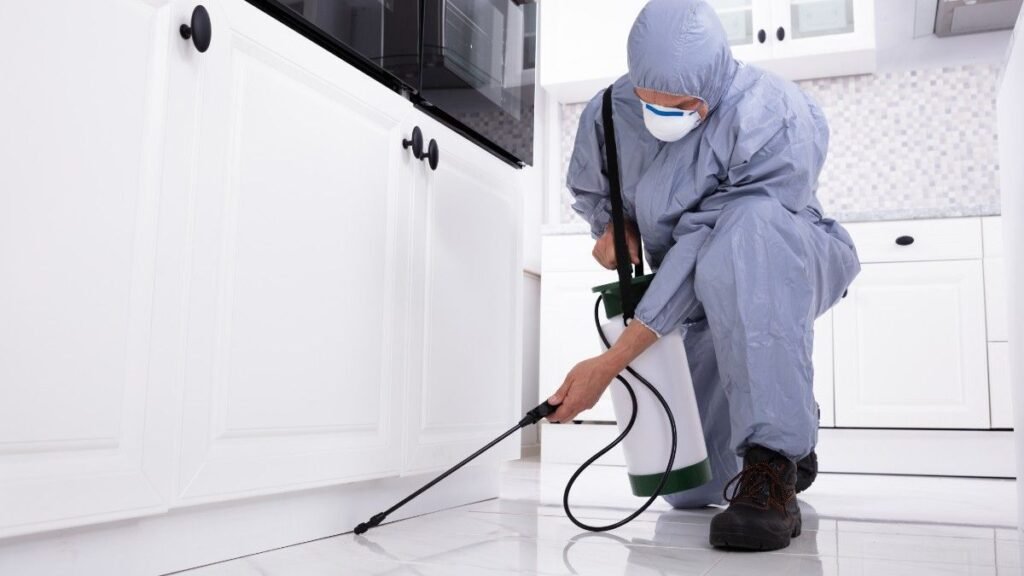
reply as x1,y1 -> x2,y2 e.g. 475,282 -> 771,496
546,355 -> 618,423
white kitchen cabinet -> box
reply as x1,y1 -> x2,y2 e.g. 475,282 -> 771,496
540,0 -> 875,103
0,0 -> 522,543
770,1 -> 873,61
174,0 -> 414,505
833,260 -> 991,429
707,0 -> 766,59
710,0 -> 876,77
0,0 -> 187,539
402,112 -> 523,474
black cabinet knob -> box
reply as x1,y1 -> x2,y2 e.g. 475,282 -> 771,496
424,139 -> 439,171
180,5 -> 212,53
895,235 -> 915,246
776,26 -> 786,41
403,126 -> 424,159
757,29 -> 767,44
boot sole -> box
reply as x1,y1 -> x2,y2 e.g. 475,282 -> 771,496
709,520 -> 802,552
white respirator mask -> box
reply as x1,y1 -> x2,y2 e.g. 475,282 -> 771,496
641,102 -> 702,142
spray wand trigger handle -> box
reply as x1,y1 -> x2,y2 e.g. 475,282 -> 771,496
519,401 -> 559,427
537,401 -> 559,418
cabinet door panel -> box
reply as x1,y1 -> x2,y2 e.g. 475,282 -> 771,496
833,261 -> 990,429
177,0 -> 411,505
404,114 -> 523,473
0,0 -> 179,538
707,0 -> 773,62
771,0 -> 875,59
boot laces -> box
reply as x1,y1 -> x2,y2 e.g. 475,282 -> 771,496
723,462 -> 784,508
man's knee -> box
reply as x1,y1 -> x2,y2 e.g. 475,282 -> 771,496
695,197 -> 792,295
712,195 -> 790,248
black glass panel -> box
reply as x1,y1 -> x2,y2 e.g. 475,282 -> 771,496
419,0 -> 535,164
249,0 -> 535,166
279,1 -> 387,65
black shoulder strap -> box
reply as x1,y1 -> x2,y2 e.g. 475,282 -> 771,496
601,86 -> 643,323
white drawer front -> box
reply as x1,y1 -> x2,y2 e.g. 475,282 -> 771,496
844,218 -> 982,263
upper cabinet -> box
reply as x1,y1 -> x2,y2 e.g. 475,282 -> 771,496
539,0 -> 876,103
715,0 -> 876,79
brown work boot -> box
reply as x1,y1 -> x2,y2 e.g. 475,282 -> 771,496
709,445 -> 801,551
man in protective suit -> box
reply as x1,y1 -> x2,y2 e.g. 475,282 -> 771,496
545,0 -> 861,551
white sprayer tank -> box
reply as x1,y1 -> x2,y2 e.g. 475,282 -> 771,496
599,314 -> 710,497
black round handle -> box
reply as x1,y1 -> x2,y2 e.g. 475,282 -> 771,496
424,139 -> 439,171
895,235 -> 915,246
180,5 -> 212,53
776,26 -> 786,41
402,126 -> 424,159
757,29 -> 766,44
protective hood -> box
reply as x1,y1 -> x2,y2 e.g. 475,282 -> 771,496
627,0 -> 738,112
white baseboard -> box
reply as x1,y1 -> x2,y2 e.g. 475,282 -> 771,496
815,428 -> 1016,477
0,465 -> 500,576
541,423 -> 1017,478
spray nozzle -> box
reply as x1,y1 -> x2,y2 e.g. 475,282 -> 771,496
354,512 -> 387,535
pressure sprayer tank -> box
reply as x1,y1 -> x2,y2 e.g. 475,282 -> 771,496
593,276 -> 711,497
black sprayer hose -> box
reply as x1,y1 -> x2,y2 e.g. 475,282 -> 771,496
560,295 -> 679,533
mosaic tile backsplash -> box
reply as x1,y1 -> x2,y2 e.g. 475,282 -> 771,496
557,64 -> 1002,225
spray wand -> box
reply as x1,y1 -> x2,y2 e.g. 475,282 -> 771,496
353,400 -> 558,535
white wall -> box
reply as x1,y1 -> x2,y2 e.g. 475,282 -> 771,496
997,5 -> 1024,532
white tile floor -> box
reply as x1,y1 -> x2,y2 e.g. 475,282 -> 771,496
180,459 -> 1021,575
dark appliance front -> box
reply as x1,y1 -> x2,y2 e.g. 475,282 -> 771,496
249,0 -> 536,166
